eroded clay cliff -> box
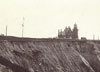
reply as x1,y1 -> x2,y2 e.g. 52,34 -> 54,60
0,37 -> 99,72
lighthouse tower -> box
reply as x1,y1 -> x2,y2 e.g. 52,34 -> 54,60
72,23 -> 78,39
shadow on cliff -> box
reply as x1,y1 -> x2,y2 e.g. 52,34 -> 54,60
0,56 -> 30,72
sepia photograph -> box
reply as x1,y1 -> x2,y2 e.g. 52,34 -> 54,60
0,0 -> 100,72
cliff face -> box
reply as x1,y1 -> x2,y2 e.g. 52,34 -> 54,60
0,39 -> 100,72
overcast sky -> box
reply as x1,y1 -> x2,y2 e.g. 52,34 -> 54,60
0,0 -> 100,39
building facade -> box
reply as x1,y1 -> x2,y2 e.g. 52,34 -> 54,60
58,24 -> 78,39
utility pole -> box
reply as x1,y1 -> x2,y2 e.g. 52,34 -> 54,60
6,25 -> 7,36
22,17 -> 25,38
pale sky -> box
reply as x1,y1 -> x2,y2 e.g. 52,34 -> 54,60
0,0 -> 100,39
